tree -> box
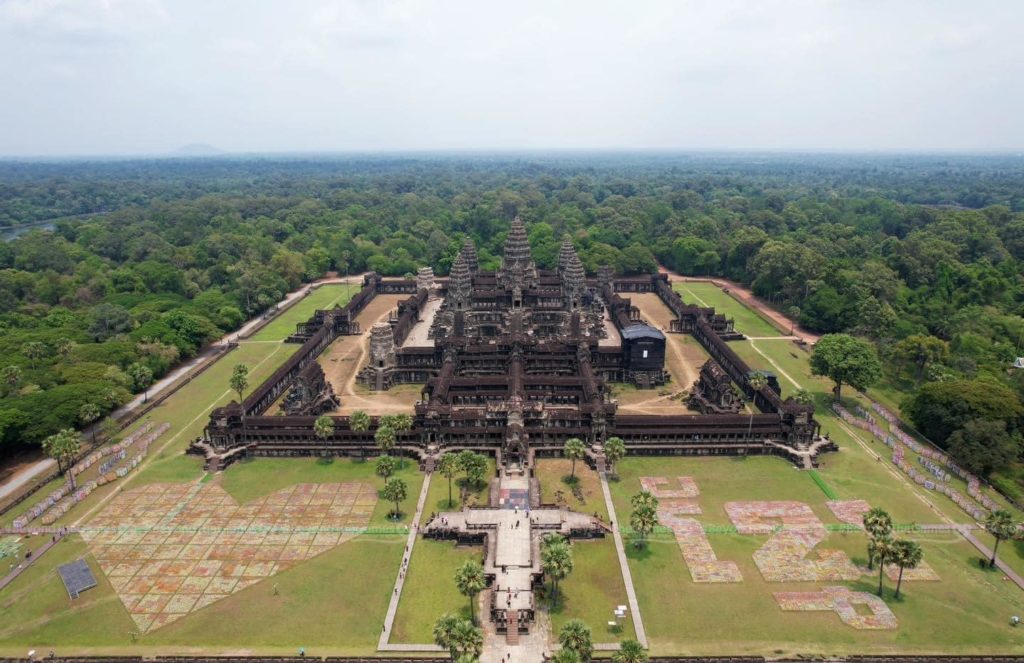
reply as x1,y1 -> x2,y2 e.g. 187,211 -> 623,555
551,651 -> 581,663
389,413 -> 413,467
55,337 -> 75,357
603,437 -> 626,478
101,417 -> 120,443
746,372 -> 768,438
382,477 -> 407,520
558,619 -> 593,662
872,536 -> 895,596
375,425 -> 396,456
432,612 -> 461,661
541,534 -> 574,601
1,365 -> 22,395
88,303 -> 133,341
457,450 -> 487,490
22,341 -> 46,369
612,639 -> 648,663
786,306 -> 801,335
79,402 -> 101,445
229,364 -> 249,404
629,494 -> 659,550
313,414 -> 335,441
438,453 -> 459,507
984,509 -> 1018,569
450,618 -> 483,659
349,409 -> 370,432
792,388 -> 814,406
42,429 -> 81,486
454,559 -> 487,624
862,507 -> 893,571
946,419 -> 1021,478
126,362 -> 154,402
890,539 -> 923,599
904,379 -> 1024,447
809,334 -> 882,401
891,334 -> 948,385
564,437 -> 587,480
376,454 -> 398,479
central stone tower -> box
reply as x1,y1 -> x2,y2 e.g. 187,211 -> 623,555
497,216 -> 538,307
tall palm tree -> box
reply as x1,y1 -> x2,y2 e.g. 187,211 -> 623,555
890,539 -> 923,599
551,651 -> 581,663
564,437 -> 587,480
541,535 -> 574,602
349,409 -> 370,432
432,612 -> 461,661
603,437 -> 626,477
873,536 -> 895,596
746,372 -> 768,439
450,619 -> 483,659
862,507 -> 893,570
984,509 -> 1018,569
376,425 -> 396,456
438,453 -> 459,508
313,415 -> 335,442
558,619 -> 594,662
454,560 -> 486,624
630,504 -> 659,549
79,402 -> 101,445
612,639 -> 649,663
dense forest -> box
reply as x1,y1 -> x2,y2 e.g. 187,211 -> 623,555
2,153 -> 1024,490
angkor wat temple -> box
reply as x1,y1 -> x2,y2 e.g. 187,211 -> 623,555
197,217 -> 832,471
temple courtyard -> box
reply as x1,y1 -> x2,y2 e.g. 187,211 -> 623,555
2,281 -> 1024,657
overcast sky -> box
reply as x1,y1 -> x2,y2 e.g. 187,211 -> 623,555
0,0 -> 1022,156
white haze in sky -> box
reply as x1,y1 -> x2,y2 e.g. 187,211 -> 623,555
0,0 -> 1022,155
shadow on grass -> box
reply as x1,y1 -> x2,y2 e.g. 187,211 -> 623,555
624,541 -> 654,562
315,456 -> 335,466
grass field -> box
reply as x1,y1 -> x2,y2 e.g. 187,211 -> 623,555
546,537 -> 637,643
535,459 -> 610,522
608,455 -> 1024,656
389,539 -> 482,643
674,282 -> 783,337
420,457 -> 495,522
248,283 -> 357,342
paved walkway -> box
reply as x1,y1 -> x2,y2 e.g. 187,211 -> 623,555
956,525 -> 1024,591
377,470 -> 442,652
599,473 -> 648,648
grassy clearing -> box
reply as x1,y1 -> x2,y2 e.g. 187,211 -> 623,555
248,284 -> 354,342
421,457 -> 495,521
674,282 -> 782,337
546,537 -> 636,643
222,456 -> 425,528
389,539 -> 481,643
535,459 -> 609,522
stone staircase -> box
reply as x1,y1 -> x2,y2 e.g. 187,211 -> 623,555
506,610 -> 519,645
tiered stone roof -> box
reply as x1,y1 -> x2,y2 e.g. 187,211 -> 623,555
499,216 -> 537,290
563,250 -> 587,305
460,238 -> 479,273
558,236 -> 576,274
448,251 -> 472,307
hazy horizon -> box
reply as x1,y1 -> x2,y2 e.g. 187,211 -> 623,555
2,0 -> 1023,157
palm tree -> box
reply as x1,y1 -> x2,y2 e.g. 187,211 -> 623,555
612,639 -> 648,663
42,429 -> 82,489
792,388 -> 814,406
541,535 -> 574,602
230,363 -> 249,437
862,507 -> 893,570
450,619 -> 483,659
349,409 -> 370,432
438,453 -> 459,508
603,437 -> 626,478
432,612 -> 461,661
873,536 -> 895,596
22,341 -> 46,368
1,365 -> 22,395
313,414 -> 335,441
746,371 -> 768,439
79,402 -> 101,445
630,490 -> 658,512
551,651 -> 581,663
376,425 -> 396,456
564,438 -> 586,481
55,337 -> 74,357
376,455 -> 398,479
454,560 -> 487,624
984,509 -> 1018,569
558,619 -> 593,662
391,413 -> 414,468
890,539 -> 923,599
382,477 -> 407,520
630,504 -> 659,549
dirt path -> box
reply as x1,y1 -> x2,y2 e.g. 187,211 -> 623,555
657,264 -> 821,344
317,295 -> 421,415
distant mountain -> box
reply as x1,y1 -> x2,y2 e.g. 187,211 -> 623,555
174,143 -> 224,156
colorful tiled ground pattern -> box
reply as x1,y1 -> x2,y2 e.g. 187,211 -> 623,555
774,586 -> 898,630
81,481 -> 376,633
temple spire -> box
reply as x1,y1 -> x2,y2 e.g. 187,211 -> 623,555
448,252 -> 472,310
498,216 -> 537,292
558,235 -> 576,275
460,238 -> 479,273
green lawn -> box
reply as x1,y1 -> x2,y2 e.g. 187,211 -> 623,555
674,282 -> 783,337
546,537 -> 636,644
390,539 -> 482,643
421,457 -> 495,521
535,459 -> 609,522
248,284 -> 354,342
222,456 -> 425,528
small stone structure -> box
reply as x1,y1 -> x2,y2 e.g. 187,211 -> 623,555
415,266 -> 435,293
282,362 -> 340,416
689,359 -> 742,414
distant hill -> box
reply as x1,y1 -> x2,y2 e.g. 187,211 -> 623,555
174,143 -> 224,156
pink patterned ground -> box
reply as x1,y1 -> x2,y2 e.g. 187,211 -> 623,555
775,586 -> 898,629
826,499 -> 871,526
725,501 -> 861,582
82,481 -> 376,633
640,476 -> 700,499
